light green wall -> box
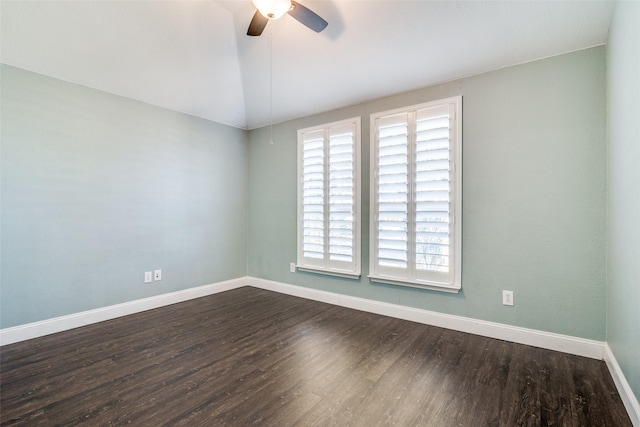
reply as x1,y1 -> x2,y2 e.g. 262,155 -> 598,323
1,47 -> 611,344
606,0 -> 640,403
248,47 -> 607,341
0,65 -> 248,328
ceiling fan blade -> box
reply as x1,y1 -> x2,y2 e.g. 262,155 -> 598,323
287,1 -> 328,33
247,10 -> 268,36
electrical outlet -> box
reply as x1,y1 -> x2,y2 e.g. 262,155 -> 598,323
154,269 -> 162,281
144,271 -> 153,283
290,263 -> 296,273
503,290 -> 514,306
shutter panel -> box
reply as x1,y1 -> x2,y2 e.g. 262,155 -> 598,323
415,106 -> 451,277
375,114 -> 409,273
329,124 -> 355,265
301,130 -> 325,266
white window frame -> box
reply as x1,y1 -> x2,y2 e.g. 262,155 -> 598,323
369,97 -> 462,292
296,117 -> 361,278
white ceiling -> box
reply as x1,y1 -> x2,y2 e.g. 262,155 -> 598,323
1,0 -> 614,130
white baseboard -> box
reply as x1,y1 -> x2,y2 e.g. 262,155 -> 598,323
0,277 -> 248,346
248,277 -> 605,360
1,275 -> 606,359
604,343 -> 640,426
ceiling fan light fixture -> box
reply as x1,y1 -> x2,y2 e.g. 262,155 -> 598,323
252,0 -> 292,20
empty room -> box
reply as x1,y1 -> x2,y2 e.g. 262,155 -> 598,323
1,0 -> 638,425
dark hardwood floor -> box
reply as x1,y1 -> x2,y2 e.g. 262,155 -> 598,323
0,287 -> 631,426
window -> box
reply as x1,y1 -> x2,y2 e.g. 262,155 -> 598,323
370,97 -> 462,292
297,117 -> 361,277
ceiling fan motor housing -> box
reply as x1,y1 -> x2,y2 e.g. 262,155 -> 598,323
252,0 -> 292,20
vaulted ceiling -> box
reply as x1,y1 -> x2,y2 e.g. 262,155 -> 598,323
1,1 -> 613,130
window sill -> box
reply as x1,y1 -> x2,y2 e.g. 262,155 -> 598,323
296,266 -> 361,280
368,275 -> 460,293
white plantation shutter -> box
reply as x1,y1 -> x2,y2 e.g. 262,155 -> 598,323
298,118 -> 361,277
370,97 -> 461,291
301,129 -> 325,263
376,114 -> 409,273
329,124 -> 356,264
414,105 -> 453,283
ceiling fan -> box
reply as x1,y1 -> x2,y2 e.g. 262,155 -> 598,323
247,0 -> 328,36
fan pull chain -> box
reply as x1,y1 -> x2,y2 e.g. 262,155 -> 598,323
269,30 -> 274,145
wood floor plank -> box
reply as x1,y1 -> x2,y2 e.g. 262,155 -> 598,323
0,287 -> 632,426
